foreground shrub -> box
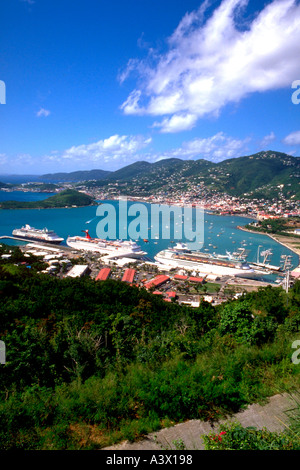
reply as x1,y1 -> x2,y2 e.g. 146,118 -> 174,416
202,421 -> 300,450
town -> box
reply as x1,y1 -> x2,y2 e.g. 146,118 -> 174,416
0,238 -> 292,310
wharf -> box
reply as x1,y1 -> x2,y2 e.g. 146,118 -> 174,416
0,236 -> 73,252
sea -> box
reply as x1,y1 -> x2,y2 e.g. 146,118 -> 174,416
0,191 -> 298,283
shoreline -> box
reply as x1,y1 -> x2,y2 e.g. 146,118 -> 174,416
237,225 -> 300,269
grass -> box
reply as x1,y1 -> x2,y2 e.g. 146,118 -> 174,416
195,282 -> 221,293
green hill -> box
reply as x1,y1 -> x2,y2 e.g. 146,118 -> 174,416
4,150 -> 299,200
41,169 -> 112,182
86,150 -> 299,199
0,189 -> 96,209
207,151 -> 300,197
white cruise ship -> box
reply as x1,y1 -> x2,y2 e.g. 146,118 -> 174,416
12,225 -> 64,244
66,230 -> 147,259
154,243 -> 258,278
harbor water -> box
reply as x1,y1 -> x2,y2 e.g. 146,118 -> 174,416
0,192 -> 298,282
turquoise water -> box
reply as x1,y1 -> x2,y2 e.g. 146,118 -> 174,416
0,195 -> 298,281
0,191 -> 53,202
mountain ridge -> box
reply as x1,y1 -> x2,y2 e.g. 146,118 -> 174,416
84,150 -> 300,199
2,150 -> 300,199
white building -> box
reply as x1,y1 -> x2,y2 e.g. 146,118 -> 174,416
65,265 -> 89,278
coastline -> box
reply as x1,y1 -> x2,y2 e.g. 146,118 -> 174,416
237,224 -> 300,268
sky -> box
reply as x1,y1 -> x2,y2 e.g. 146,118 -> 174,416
1,0 -> 300,175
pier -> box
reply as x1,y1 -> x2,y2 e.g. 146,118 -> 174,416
0,236 -> 73,252
0,235 -> 33,243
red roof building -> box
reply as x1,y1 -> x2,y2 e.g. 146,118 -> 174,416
166,291 -> 176,298
144,275 -> 170,290
96,267 -> 111,281
173,274 -> 188,280
122,268 -> 136,283
188,276 -> 204,283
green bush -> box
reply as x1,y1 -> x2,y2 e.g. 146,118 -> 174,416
202,421 -> 300,450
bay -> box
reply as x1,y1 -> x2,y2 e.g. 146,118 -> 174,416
0,191 -> 54,202
0,195 -> 298,282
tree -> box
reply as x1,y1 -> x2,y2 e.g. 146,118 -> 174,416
219,301 -> 255,344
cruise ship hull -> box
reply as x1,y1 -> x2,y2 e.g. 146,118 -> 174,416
66,236 -> 147,259
154,250 -> 257,278
12,234 -> 64,244
12,225 -> 64,244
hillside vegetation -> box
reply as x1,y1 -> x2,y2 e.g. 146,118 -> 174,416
42,169 -> 112,182
0,245 -> 299,449
82,151 -> 300,199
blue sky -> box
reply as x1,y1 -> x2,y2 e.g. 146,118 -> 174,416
1,0 -> 300,174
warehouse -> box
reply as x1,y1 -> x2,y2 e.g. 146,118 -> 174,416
121,268 -> 136,284
144,275 -> 170,290
96,267 -> 111,281
66,265 -> 89,278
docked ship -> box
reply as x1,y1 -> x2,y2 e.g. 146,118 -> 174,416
12,224 -> 64,244
154,243 -> 262,278
66,230 -> 147,259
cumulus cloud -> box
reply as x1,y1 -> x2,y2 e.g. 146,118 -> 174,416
36,108 -> 51,117
120,0 -> 300,132
259,131 -> 276,148
282,130 -> 300,146
57,134 -> 152,168
152,113 -> 198,133
151,132 -> 251,163
0,132 -> 252,174
0,153 -> 36,173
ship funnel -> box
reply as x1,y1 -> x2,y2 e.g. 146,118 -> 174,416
82,230 -> 91,239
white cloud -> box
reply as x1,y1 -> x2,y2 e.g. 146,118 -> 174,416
282,130 -> 300,146
152,113 -> 198,133
150,132 -> 251,163
178,132 -> 251,162
120,0 -> 300,132
0,132 -> 252,174
259,131 -> 276,148
57,134 -> 152,168
36,108 -> 51,117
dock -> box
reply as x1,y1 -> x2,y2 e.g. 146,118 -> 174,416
0,236 -> 73,252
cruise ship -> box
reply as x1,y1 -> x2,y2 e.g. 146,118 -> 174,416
154,243 -> 259,278
12,225 -> 64,244
66,230 -> 147,259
